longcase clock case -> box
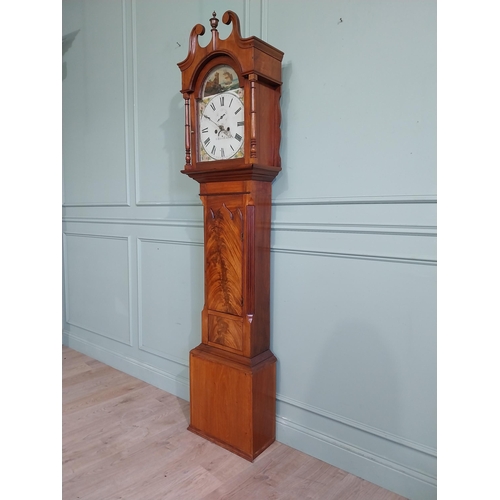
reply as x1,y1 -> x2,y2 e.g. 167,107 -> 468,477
177,11 -> 283,461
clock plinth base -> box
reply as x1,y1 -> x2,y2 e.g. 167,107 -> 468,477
188,344 -> 276,461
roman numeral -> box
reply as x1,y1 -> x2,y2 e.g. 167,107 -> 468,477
237,121 -> 244,127
220,96 -> 224,106
210,102 -> 216,111
234,107 -> 242,115
235,133 -> 242,142
204,137 -> 210,146
229,98 -> 233,107
230,145 -> 235,151
201,127 -> 208,133
211,145 -> 216,155
220,148 -> 225,158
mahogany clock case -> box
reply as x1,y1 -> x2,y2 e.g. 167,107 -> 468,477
178,11 -> 283,461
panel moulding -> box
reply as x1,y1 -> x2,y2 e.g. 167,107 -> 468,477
63,232 -> 134,346
63,202 -> 131,208
261,0 -> 268,41
62,217 -> 435,237
135,201 -> 202,207
62,218 -> 435,264
136,237 -> 203,366
121,0 -> 132,208
131,0 -> 141,206
273,221 -> 436,237
272,195 -> 437,206
271,247 -> 437,266
63,216 -> 203,229
243,0 -> 250,37
63,0 -> 131,208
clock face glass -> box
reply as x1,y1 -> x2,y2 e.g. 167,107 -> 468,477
198,65 -> 244,161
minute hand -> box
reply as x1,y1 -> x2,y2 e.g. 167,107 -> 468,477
203,114 -> 224,130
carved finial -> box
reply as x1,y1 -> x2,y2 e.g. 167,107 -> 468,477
210,12 -> 219,50
210,12 -> 219,31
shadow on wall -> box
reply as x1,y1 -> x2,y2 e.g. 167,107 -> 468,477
161,87 -> 203,404
176,242 -> 204,404
313,319 -> 401,438
62,29 -> 80,81
163,90 -> 204,355
272,61 -> 292,199
161,93 -> 189,198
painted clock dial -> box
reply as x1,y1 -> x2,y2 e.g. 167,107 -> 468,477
198,65 -> 244,161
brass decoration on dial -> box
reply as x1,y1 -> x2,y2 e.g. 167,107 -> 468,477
178,10 -> 283,461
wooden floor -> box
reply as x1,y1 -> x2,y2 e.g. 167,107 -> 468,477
63,346 -> 407,500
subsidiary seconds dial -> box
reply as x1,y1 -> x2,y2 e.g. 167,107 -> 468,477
199,91 -> 244,161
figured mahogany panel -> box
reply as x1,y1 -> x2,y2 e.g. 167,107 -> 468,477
208,312 -> 243,351
205,195 -> 244,316
200,181 -> 272,358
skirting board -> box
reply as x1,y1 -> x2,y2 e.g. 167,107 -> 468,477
276,416 -> 436,500
63,331 -> 435,499
62,331 -> 189,401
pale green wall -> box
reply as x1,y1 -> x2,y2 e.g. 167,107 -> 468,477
62,1 -> 436,498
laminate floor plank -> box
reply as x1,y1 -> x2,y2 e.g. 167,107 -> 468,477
62,345 -> 83,360
63,407 -> 180,481
62,347 -> 407,500
64,389 -> 189,483
62,347 -> 95,370
63,363 -> 123,389
105,463 -> 223,500
62,368 -> 133,405
64,427 -> 185,500
63,384 -> 170,437
63,377 -> 149,415
200,443 -> 299,500
61,353 -> 94,377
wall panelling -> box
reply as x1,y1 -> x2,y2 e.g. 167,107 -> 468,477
63,1 -> 436,498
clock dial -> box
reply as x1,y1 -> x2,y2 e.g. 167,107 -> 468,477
199,89 -> 244,161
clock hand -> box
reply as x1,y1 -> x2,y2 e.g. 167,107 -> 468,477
203,114 -> 224,130
203,114 -> 234,138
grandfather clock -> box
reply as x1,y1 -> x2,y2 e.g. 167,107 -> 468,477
178,11 -> 283,461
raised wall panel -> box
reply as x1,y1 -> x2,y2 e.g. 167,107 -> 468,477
268,0 -> 436,201
64,233 -> 132,345
271,249 -> 436,495
62,0 -> 130,206
137,238 -> 204,364
272,251 -> 436,443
